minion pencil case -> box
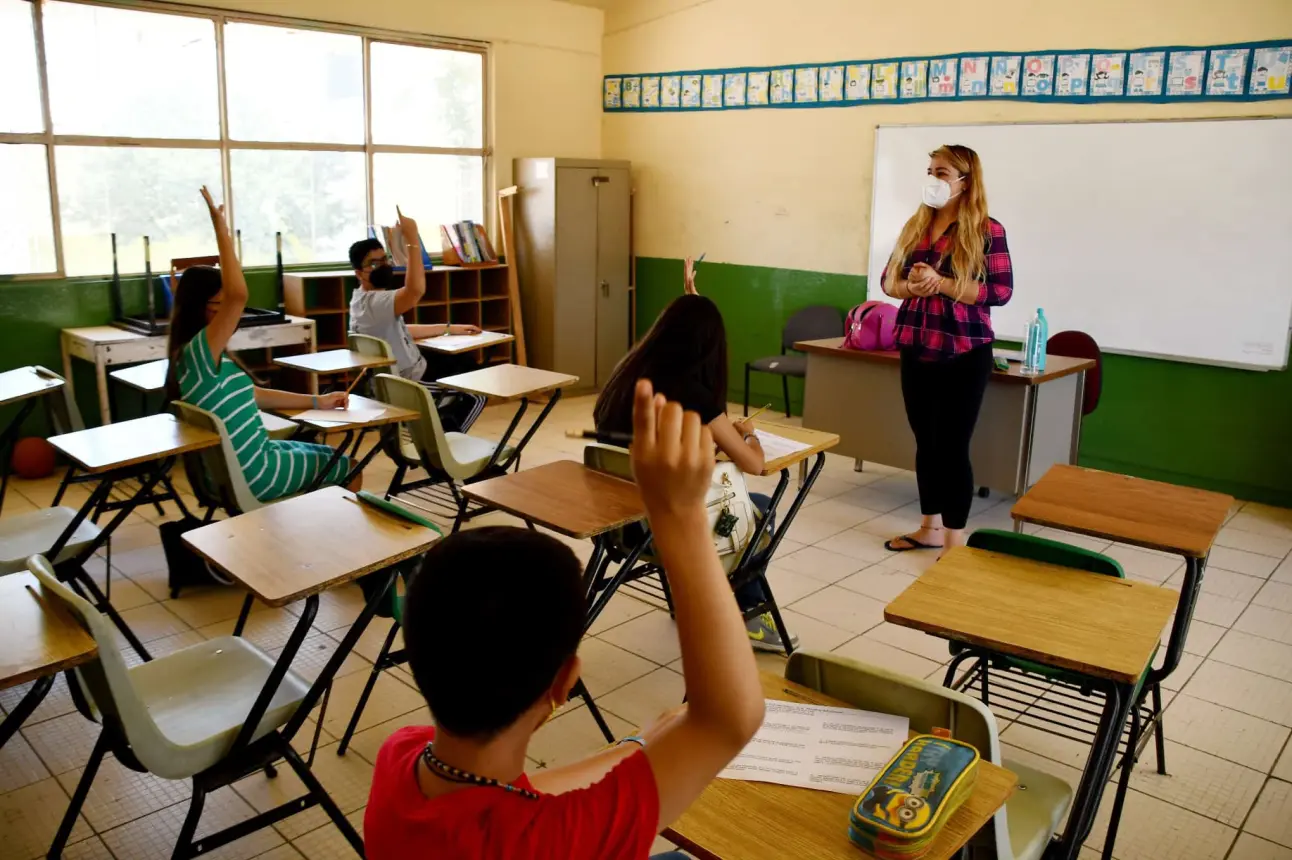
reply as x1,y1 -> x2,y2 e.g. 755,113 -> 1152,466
848,735 -> 980,860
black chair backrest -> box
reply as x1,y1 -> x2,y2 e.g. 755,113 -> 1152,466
782,305 -> 844,352
1047,330 -> 1102,416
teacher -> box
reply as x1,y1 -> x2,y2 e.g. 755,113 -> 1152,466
879,144 -> 1013,558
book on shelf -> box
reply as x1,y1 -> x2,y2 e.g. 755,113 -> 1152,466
439,221 -> 499,266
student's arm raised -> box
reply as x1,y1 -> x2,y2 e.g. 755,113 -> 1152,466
392,207 -> 427,316
199,185 -> 248,360
631,380 -> 765,829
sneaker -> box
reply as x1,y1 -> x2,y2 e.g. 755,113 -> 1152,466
746,612 -> 799,653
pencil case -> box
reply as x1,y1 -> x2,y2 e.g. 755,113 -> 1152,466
848,735 -> 980,859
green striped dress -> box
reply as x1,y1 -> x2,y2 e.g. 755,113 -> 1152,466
177,330 -> 352,502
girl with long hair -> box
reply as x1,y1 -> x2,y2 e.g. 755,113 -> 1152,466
166,186 -> 359,501
595,285 -> 795,652
880,144 -> 1013,557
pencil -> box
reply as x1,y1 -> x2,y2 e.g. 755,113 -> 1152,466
743,403 -> 773,423
565,429 -> 633,447
343,367 -> 368,397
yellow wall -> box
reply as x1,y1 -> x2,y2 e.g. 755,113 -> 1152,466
168,0 -> 606,195
601,0 -> 1292,275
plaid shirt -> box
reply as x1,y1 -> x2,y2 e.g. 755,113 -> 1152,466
881,217 -> 1013,361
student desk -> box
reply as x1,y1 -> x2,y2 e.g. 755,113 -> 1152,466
417,330 -> 515,355
273,348 -> 394,376
22,415 -> 219,660
182,486 -> 439,854
460,459 -> 647,743
0,571 -> 97,749
885,546 -> 1176,860
438,364 -> 579,465
0,366 -> 65,515
665,671 -> 1017,860
272,393 -> 418,487
794,338 -> 1094,495
61,317 -> 316,425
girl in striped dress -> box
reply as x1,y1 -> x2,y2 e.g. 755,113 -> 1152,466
166,186 -> 358,502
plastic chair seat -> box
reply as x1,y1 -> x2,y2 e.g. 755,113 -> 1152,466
0,507 -> 101,574
1003,759 -> 1074,860
748,354 -> 807,376
444,432 -> 515,474
128,635 -> 308,778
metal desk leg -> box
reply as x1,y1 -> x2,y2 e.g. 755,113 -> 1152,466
0,674 -> 55,749
0,398 -> 39,516
1046,682 -> 1132,860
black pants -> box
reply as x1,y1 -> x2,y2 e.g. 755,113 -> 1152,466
899,345 -> 993,531
419,354 -> 486,434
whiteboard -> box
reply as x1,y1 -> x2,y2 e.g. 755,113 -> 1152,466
867,119 -> 1292,370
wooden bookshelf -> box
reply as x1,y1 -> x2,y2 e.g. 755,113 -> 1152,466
282,265 -> 515,388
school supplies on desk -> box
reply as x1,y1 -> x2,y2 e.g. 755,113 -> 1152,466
753,429 -> 812,460
566,429 -> 633,447
718,699 -> 908,795
849,735 -> 981,859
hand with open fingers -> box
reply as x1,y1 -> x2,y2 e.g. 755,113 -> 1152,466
630,379 -> 715,520
683,257 -> 698,295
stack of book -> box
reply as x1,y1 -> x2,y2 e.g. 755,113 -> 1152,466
369,224 -> 433,268
440,220 -> 498,265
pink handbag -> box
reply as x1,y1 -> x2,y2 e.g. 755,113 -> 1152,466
843,301 -> 898,351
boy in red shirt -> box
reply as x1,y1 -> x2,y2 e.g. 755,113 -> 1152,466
365,380 -> 766,859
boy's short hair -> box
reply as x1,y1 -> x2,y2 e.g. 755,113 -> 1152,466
403,526 -> 586,739
349,238 -> 385,271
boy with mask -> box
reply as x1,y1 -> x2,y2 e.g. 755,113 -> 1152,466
348,210 -> 485,432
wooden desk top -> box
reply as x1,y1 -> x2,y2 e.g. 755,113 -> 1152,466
885,547 -> 1176,685
417,331 -> 515,354
665,671 -> 1016,860
794,338 -> 1095,386
437,364 -> 578,400
273,349 -> 395,374
274,394 -> 418,431
183,486 -> 439,606
49,413 -> 220,474
109,359 -> 168,393
0,572 -> 98,691
461,460 -> 646,539
1011,465 -> 1233,559
747,421 -> 840,475
0,366 -> 64,409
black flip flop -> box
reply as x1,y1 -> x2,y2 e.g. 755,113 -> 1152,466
884,535 -> 941,552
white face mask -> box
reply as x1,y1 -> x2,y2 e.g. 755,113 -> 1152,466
922,175 -> 961,209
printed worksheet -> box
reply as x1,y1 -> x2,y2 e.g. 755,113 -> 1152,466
754,430 -> 813,461
719,700 -> 909,795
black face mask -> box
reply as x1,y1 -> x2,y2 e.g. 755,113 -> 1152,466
369,264 -> 395,289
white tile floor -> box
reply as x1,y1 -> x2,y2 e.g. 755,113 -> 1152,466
2,394 -> 1291,859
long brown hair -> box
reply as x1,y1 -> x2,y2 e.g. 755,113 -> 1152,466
886,144 -> 991,292
164,266 -> 256,403
594,294 -> 728,434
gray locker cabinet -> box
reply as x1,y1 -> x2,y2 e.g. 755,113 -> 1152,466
513,158 -> 631,392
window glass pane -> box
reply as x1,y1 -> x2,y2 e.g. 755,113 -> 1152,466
56,146 -> 222,276
43,2 -> 218,138
372,154 -> 483,238
370,43 -> 483,148
231,150 -> 366,266
0,1 -> 43,133
225,24 -> 362,144
0,145 -> 56,274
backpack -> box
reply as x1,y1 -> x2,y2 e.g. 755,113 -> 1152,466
159,516 -> 234,599
843,301 -> 898,351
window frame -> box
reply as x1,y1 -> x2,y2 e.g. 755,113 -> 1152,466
0,0 -> 491,279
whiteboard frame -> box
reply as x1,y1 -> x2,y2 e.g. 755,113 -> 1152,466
866,116 -> 1292,371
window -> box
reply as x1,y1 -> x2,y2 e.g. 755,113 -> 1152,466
0,0 -> 489,278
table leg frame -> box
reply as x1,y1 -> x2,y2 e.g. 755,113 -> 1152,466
0,398 -> 40,516
0,674 -> 55,749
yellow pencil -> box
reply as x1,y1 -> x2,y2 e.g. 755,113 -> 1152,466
744,403 -> 773,423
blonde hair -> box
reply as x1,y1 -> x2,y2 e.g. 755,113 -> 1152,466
886,144 -> 991,295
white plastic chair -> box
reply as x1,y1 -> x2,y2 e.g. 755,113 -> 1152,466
171,400 -> 269,517
376,373 -> 515,531
28,553 -> 362,858
786,650 -> 1073,860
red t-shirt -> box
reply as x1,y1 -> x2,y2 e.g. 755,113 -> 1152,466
364,726 -> 660,860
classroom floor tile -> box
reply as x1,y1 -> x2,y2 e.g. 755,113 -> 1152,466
3,396 -> 1292,859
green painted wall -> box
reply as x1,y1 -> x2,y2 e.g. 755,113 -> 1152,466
635,256 -> 1292,507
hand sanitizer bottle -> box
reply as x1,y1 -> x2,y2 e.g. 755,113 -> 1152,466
1022,308 -> 1048,375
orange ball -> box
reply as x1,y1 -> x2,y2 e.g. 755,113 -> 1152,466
11,437 -> 57,480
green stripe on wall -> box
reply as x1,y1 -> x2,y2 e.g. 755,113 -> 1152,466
635,256 -> 1292,507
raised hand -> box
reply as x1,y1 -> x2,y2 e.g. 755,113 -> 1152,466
683,257 -> 699,295
396,206 -> 420,248
199,185 -> 229,236
631,379 -> 714,521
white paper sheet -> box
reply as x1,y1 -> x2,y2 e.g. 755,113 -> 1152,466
418,331 -> 513,353
718,699 -> 909,795
753,429 -> 813,461
292,407 -> 386,425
